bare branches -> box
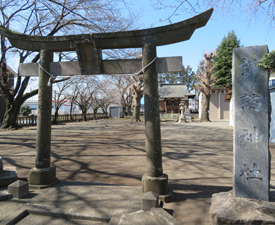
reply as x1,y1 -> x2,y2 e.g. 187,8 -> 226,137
196,51 -> 216,95
0,0 -> 141,128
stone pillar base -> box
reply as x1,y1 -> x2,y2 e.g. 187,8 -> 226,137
210,191 -> 275,225
178,117 -> 186,123
29,167 -> 58,188
142,173 -> 173,203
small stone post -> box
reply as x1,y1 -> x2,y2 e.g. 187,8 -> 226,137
29,49 -> 57,187
0,156 -> 3,173
141,43 -> 169,200
233,45 -> 270,201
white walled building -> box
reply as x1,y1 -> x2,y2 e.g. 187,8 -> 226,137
199,87 -> 230,121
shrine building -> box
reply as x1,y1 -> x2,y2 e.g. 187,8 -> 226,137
159,83 -> 196,114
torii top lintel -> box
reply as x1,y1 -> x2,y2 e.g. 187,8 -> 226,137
0,8 -> 213,51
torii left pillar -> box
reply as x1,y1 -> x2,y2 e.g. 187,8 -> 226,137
141,43 -> 173,202
29,49 -> 58,187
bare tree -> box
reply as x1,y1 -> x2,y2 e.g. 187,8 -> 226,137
109,75 -> 134,117
66,76 -> 81,121
97,79 -> 116,115
73,76 -> 99,121
0,0 -> 140,129
130,74 -> 143,122
52,78 -> 72,124
151,0 -> 275,27
196,52 -> 217,122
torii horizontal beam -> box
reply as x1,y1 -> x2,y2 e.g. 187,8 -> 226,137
0,8 -> 213,51
19,57 -> 182,76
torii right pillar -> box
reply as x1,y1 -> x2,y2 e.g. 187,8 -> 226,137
141,43 -> 173,202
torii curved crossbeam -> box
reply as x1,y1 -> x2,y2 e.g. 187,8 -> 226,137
0,8 -> 213,51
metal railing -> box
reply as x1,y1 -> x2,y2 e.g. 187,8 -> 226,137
17,113 -> 108,127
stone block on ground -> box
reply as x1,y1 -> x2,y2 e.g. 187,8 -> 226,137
0,190 -> 12,201
142,191 -> 159,211
209,191 -> 275,225
8,180 -> 29,199
0,167 -> 18,188
109,207 -> 183,225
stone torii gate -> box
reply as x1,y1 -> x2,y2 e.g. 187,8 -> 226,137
0,8 -> 213,200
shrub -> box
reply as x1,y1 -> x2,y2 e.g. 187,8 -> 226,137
20,105 -> 31,116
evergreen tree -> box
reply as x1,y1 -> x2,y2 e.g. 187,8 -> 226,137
212,31 -> 241,87
158,65 -> 197,91
158,72 -> 179,84
257,50 -> 275,71
179,65 -> 197,92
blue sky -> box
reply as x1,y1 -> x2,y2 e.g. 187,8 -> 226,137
23,0 -> 275,103
133,0 -> 275,71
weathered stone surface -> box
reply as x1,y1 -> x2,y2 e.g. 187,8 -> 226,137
8,180 -> 29,199
209,191 -> 275,225
36,49 -> 53,169
184,114 -> 192,122
0,167 -> 18,188
0,191 -> 12,201
232,45 -> 270,201
18,57 -> 183,76
141,191 -> 159,211
109,207 -> 183,225
0,156 -> 3,173
142,173 -> 168,195
143,43 -> 163,178
0,9 -> 213,51
76,41 -> 101,75
29,167 -> 56,186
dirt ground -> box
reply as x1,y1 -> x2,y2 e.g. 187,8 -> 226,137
1,118 -> 275,224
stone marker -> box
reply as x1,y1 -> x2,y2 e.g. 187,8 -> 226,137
178,101 -> 185,123
142,191 -> 159,211
233,45 -> 270,201
8,180 -> 29,199
0,156 -> 3,173
0,156 -> 18,188
184,107 -> 192,122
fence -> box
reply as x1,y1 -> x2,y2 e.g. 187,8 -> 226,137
17,113 -> 108,127
159,112 -> 199,120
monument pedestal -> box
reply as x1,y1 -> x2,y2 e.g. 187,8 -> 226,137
29,167 -> 59,188
0,167 -> 17,188
142,173 -> 173,203
178,116 -> 186,123
210,191 -> 275,225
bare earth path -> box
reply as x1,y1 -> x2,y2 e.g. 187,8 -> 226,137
1,119 -> 275,224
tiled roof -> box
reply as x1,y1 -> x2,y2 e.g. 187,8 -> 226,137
159,83 -> 195,98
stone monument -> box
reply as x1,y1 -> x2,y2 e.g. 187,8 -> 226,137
178,101 -> 185,123
209,45 -> 274,224
184,106 -> 192,122
233,45 -> 270,201
0,156 -> 18,188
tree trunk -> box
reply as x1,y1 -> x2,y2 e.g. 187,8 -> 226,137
69,103 -> 74,121
132,102 -> 141,122
93,109 -> 98,120
1,102 -> 21,129
200,93 -> 211,122
53,107 -> 59,124
81,108 -> 87,121
132,91 -> 142,122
